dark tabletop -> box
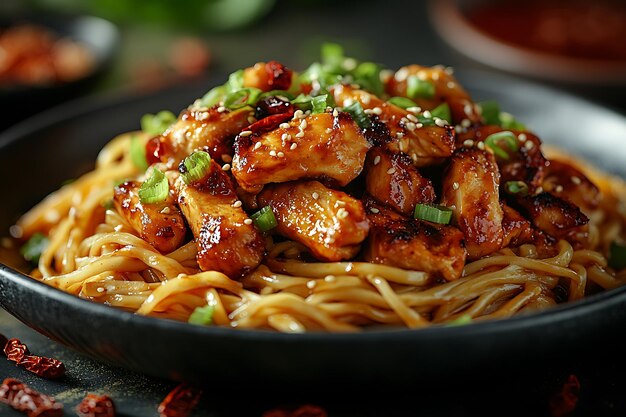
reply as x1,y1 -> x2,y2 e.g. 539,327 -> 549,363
2,1 -> 626,416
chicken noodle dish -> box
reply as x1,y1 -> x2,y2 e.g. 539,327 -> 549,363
13,44 -> 626,332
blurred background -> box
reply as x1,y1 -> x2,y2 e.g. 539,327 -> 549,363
1,0 -> 625,131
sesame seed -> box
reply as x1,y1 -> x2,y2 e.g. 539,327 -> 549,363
398,142 -> 405,151
464,103 -> 473,116
337,208 -> 349,219
406,114 -> 418,123
324,275 -> 336,282
96,287 -> 105,293
407,106 -> 422,113
300,119 -> 308,129
222,164 -> 231,171
280,123 -> 290,129
370,207 -> 380,214
463,139 -> 474,147
217,106 -> 226,113
396,132 -> 404,139
447,81 -> 456,89
373,155 -> 381,165
277,151 -> 285,158
416,123 -> 423,128
449,204 -> 457,210
306,280 -> 317,289
254,141 -> 262,150
240,130 -> 253,137
432,72 -> 440,81
232,200 -> 242,208
294,109 -> 304,119
386,167 -> 397,175
453,182 -> 459,190
344,98 -> 354,107
571,176 -> 582,185
461,119 -> 471,128
411,153 -> 418,162
394,67 -> 409,82
535,186 -> 544,195
524,140 -> 534,150
380,69 -> 394,83
281,133 -> 290,141
290,143 -> 298,150
333,109 -> 339,117
423,110 -> 432,118
555,185 -> 564,193
196,112 -> 210,121
244,218 -> 253,225
372,107 -> 382,115
295,131 -> 305,138
518,133 -> 527,142
269,150 -> 277,157
406,122 -> 417,131
326,127 -> 333,134
312,192 -> 319,200
160,206 -> 171,214
477,141 -> 485,150
445,66 -> 454,74
435,118 -> 447,127
364,108 -> 374,115
362,95 -> 371,105
455,126 -> 462,134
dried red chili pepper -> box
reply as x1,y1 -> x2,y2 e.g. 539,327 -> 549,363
0,378 -> 63,417
265,61 -> 292,91
157,383 -> 202,417
4,338 -> 30,363
549,374 -> 581,417
146,136 -> 167,165
247,113 -> 294,136
19,355 -> 66,379
76,393 -> 116,417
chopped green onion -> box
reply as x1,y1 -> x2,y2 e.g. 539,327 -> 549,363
20,232 -> 49,264
188,305 -> 215,326
407,76 -> 435,99
226,69 -> 244,91
609,242 -> 626,270
430,102 -> 451,122
180,151 -> 212,185
223,87 -> 262,110
342,101 -> 372,129
311,95 -> 330,114
499,112 -> 526,130
321,42 -> 345,73
140,110 -> 176,136
130,136 -> 149,171
198,85 -> 226,108
138,168 -> 169,204
504,181 -> 529,196
388,96 -> 418,109
352,62 -> 383,96
414,204 -> 453,224
250,206 -> 278,232
484,131 -> 519,160
479,100 -> 501,125
446,314 -> 473,327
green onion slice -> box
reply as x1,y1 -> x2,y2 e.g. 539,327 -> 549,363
138,168 -> 169,204
504,181 -> 529,196
407,76 -> 435,99
226,69 -> 244,91
352,62 -> 383,96
499,112 -> 526,130
342,101 -> 372,129
430,102 -> 451,123
609,242 -> 626,270
223,87 -> 262,110
321,42 -> 345,73
479,100 -> 501,125
20,232 -> 49,264
387,96 -> 418,109
180,151 -> 212,185
130,136 -> 149,171
484,131 -> 519,160
311,94 -> 330,114
188,305 -> 215,326
198,85 -> 226,108
250,206 -> 278,232
140,110 -> 176,136
414,204 -> 453,224
446,314 -> 473,327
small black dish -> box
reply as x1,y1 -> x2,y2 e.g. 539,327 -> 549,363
0,14 -> 120,130
0,71 -> 625,388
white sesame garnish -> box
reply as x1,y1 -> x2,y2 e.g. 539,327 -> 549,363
518,133 -> 527,142
222,164 -> 231,171
447,81 -> 456,89
232,200 -> 242,208
290,143 -> 298,150
398,142 -> 405,151
337,208 -> 349,219
461,119 -> 471,128
370,207 -> 380,214
386,167 -> 397,175
464,103 -> 473,116
324,275 -> 336,282
571,176 -> 581,185
277,151 -> 285,158
160,206 -> 171,214
455,126 -> 463,134
374,155 -> 381,165
312,192 -> 319,200
452,182 -> 459,190
281,133 -> 290,141
380,69 -> 393,83
240,130 -> 253,137
217,106 -> 226,113
295,131 -> 305,138
432,72 -> 440,81
96,287 -> 105,293
280,123 -> 290,129
445,66 -> 454,74
343,98 -> 354,107
524,140 -> 534,150
325,128 -> 333,134
294,109 -> 304,119
406,122 -> 417,131
555,185 -> 564,193
269,150 -> 277,157
535,186 -> 544,195
406,114 -> 418,123
423,110 -> 432,118
254,141 -> 262,150
300,119 -> 308,129
396,132 -> 404,139
394,67 -> 409,82
372,107 -> 382,115
416,123 -> 423,129
463,139 -> 474,147
435,118 -> 447,127
332,109 -> 339,117
477,141 -> 485,150
244,218 -> 253,225
407,106 -> 422,113
362,95 -> 371,105
411,153 -> 418,162
306,280 -> 317,289
449,205 -> 457,210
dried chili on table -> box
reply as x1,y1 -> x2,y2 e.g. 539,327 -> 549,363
2,337 -> 66,379
157,382 -> 202,417
549,374 -> 581,417
0,378 -> 63,417
76,393 -> 117,417
4,338 -> 30,362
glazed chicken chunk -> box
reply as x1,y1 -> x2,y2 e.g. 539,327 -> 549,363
258,180 -> 369,261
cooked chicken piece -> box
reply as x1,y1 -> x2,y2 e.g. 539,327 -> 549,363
232,112 -> 370,193
243,61 -> 293,91
365,148 -> 435,215
501,203 -> 534,248
148,107 -> 253,167
174,161 -> 264,277
257,181 -> 369,261
457,126 -> 547,189
113,180 -> 187,253
542,159 -> 600,213
513,192 -> 589,242
363,199 -> 466,281
441,148 -> 504,260
332,84 -> 455,167
385,65 -> 481,124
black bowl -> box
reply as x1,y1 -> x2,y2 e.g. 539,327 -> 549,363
0,14 -> 120,130
1,72 -> 626,388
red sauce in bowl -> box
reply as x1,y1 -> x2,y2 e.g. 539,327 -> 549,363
466,0 -> 626,63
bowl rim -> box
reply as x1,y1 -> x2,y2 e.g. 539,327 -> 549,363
429,0 -> 626,85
